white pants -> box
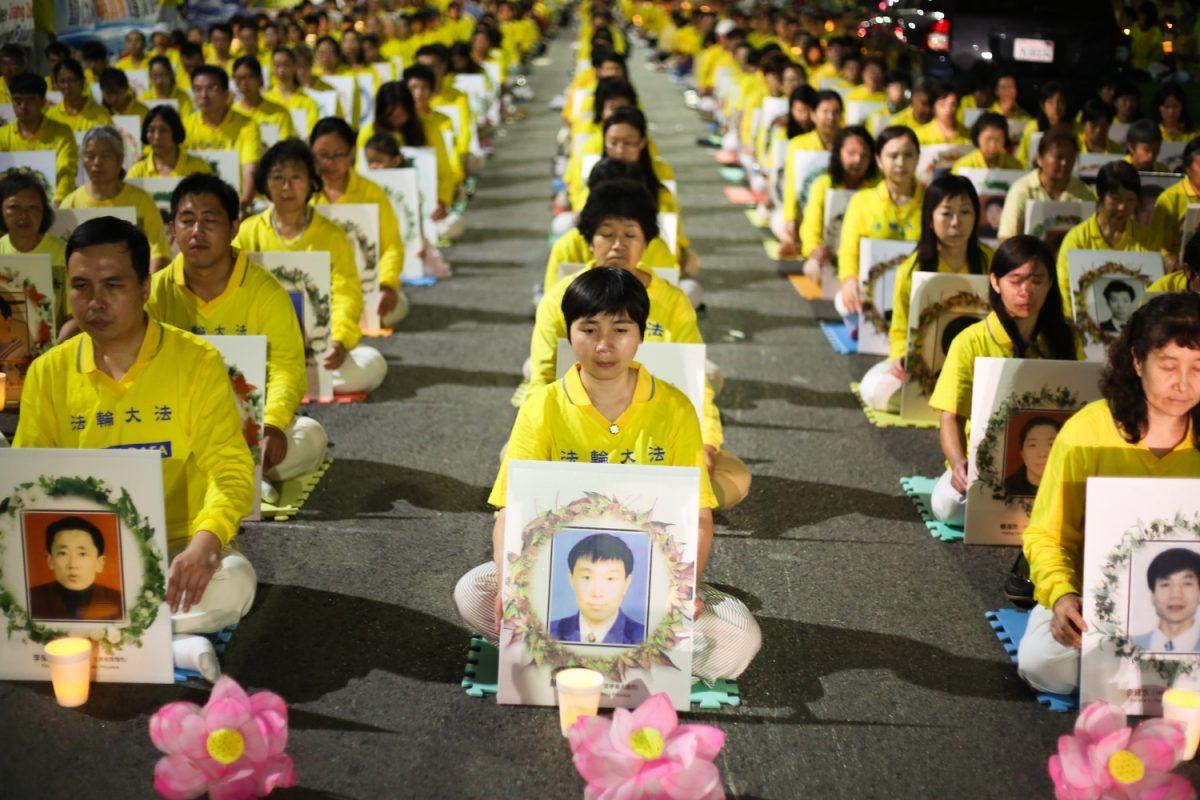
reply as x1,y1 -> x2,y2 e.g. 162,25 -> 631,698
266,416 -> 328,482
381,288 -> 411,327
332,344 -> 387,394
453,562 -> 761,681
171,550 -> 257,636
930,467 -> 966,526
833,290 -> 859,329
680,277 -> 703,309
859,359 -> 902,412
550,211 -> 577,239
705,360 -> 724,398
433,211 -> 465,241
1017,603 -> 1080,695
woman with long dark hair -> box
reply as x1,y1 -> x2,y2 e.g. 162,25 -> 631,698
924,235 -> 1081,529
859,174 -> 991,411
1018,292 -> 1200,696
1153,82 -> 1196,143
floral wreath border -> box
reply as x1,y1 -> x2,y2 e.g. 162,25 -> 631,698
974,385 -> 1082,509
0,475 -> 166,652
904,289 -> 989,395
1092,512 -> 1200,683
329,215 -> 380,287
503,492 -> 694,682
268,265 -> 332,355
860,252 -> 912,332
1073,262 -> 1152,347
227,364 -> 264,466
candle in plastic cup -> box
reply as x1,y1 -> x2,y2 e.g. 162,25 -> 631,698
1163,689 -> 1200,760
45,638 -> 93,708
556,668 -> 604,735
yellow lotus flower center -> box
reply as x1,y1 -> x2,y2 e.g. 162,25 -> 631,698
1108,750 -> 1145,785
206,728 -> 245,765
629,727 -> 665,760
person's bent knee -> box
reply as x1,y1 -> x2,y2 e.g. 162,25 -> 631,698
930,470 -> 965,526
1017,646 -> 1080,695
859,360 -> 901,412
712,450 -> 751,510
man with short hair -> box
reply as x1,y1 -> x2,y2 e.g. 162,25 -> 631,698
0,73 -> 79,203
550,533 -> 645,645
1132,548 -> 1200,653
28,516 -> 123,622
186,65 -> 263,211
15,217 -> 256,681
99,67 -> 150,122
1100,280 -> 1138,333
146,173 -> 328,497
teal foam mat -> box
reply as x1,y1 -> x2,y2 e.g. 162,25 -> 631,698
900,476 -> 965,542
985,609 -> 1078,713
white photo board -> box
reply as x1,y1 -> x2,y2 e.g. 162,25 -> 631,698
314,203 -> 381,331
857,238 -> 917,356
1066,249 -> 1164,361
0,253 -> 56,405
49,207 -> 138,240
368,167 -> 425,281
201,335 -> 267,519
250,251 -> 334,402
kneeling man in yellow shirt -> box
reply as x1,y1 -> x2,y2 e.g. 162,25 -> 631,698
15,217 -> 257,682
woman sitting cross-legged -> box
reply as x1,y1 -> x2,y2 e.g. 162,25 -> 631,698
455,267 -> 761,682
858,174 -> 993,412
1018,292 -> 1200,695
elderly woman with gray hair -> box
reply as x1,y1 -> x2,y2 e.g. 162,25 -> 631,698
59,125 -> 172,273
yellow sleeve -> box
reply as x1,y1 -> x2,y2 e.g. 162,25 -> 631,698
375,194 -> 405,290
545,234 -> 570,294
259,280 -> 308,431
277,109 -> 298,141
799,176 -> 827,255
782,140 -> 799,223
565,147 -> 587,211
433,129 -> 457,207
236,119 -> 263,165
55,132 -> 79,204
837,191 -> 869,283
138,191 -> 170,262
487,394 -> 549,508
328,226 -> 364,350
528,286 -> 565,390
998,180 -> 1028,240
12,355 -> 58,446
1150,187 -> 1184,257
1023,428 -> 1088,609
699,377 -> 723,450
927,332 -> 974,417
1056,228 -> 1078,317
887,259 -> 916,360
189,345 -> 255,545
1016,122 -> 1035,166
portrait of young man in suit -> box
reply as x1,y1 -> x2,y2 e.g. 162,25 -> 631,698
550,532 -> 646,646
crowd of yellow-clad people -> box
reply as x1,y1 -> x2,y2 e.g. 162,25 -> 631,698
4,0 -> 1200,706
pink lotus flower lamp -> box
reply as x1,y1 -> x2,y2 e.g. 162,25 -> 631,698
567,692 -> 726,800
1048,701 -> 1196,800
148,676 -> 296,799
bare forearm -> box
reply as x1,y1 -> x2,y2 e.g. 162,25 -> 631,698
939,411 -> 967,466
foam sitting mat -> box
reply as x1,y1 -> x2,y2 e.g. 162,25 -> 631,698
174,623 -> 238,683
850,382 -> 938,429
303,391 -> 367,405
819,321 -> 856,354
361,327 -> 395,339
985,609 -> 1079,713
763,240 -> 802,263
744,208 -> 770,229
461,636 -> 741,709
714,149 -> 740,165
899,476 -> 965,542
722,186 -> 760,206
719,167 -> 749,186
787,275 -> 823,301
260,456 -> 334,521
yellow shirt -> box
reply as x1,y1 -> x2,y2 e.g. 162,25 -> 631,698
1024,400 -> 1200,610
887,106 -> 922,133
139,86 -> 194,118
0,117 -> 79,203
0,233 -> 67,326
837,182 -> 925,282
234,97 -> 298,141
264,88 -> 320,135
951,149 -> 1024,172
846,86 -> 887,104
313,170 -> 406,290
490,363 -> 718,509
997,170 -> 1096,240
782,130 -> 835,224
544,229 -> 677,294
432,84 -> 474,159
1149,271 -> 1194,292
46,99 -> 113,133
1149,177 -> 1200,258
60,183 -> 171,264
531,263 -> 723,449
126,151 -> 214,178
14,320 -> 253,548
356,118 -> 459,208
184,107 -> 263,165
915,120 -> 972,146
1055,213 -> 1158,315
887,247 -> 995,360
232,207 -> 363,350
115,55 -> 151,72
147,250 -> 307,431
798,174 -> 880,257
929,312 -> 1080,419
1161,125 -> 1196,144
110,96 -> 151,123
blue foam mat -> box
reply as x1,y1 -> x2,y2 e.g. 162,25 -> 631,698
818,321 -> 856,354
899,476 -> 965,542
985,609 -> 1079,712
174,623 -> 238,683
402,276 -> 438,287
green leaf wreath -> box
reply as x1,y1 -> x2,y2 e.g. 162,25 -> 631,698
1073,262 -> 1153,347
268,265 -> 331,355
0,476 -> 166,652
861,252 -> 915,333
904,290 -> 989,395
1092,512 -> 1200,683
0,266 -> 55,352
503,493 -> 694,682
330,216 -> 380,286
974,385 -> 1082,509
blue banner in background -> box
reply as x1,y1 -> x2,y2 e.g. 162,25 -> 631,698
53,0 -> 244,50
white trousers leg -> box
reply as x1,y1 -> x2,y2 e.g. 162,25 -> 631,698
550,211 -> 577,238
680,277 -> 703,309
381,288 -> 411,327
859,359 -> 902,412
434,212 -> 465,241
930,467 -> 966,526
267,416 -> 328,482
1017,603 -> 1080,695
705,360 -> 724,398
833,290 -> 859,329
453,562 -> 761,680
332,344 -> 387,394
171,550 -> 257,636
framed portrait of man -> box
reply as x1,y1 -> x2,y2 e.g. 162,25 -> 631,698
1066,249 -> 1164,361
956,169 -> 1025,248
1081,478 -> 1200,715
964,358 -> 1103,546
0,449 -> 173,683
497,461 -> 700,711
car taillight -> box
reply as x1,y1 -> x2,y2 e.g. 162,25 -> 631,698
927,18 -> 950,52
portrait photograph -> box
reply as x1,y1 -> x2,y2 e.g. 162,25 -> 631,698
547,527 -> 651,648
1127,542 -> 1200,656
22,510 -> 125,623
0,289 -> 30,365
980,195 -> 1005,241
934,313 -> 984,375
1092,277 -> 1144,335
1001,409 -> 1072,499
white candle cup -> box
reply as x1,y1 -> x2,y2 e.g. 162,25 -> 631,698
1163,689 -> 1200,760
555,668 -> 604,736
45,638 -> 93,708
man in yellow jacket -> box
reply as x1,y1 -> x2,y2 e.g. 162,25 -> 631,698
14,217 -> 256,682
0,73 -> 78,203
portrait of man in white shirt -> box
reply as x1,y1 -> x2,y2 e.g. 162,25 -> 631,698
1131,547 -> 1200,654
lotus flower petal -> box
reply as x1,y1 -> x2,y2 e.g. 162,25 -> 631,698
1076,702 -> 1127,744
153,754 -> 210,800
253,755 -> 297,796
205,696 -> 252,733
206,676 -> 251,712
150,702 -> 203,755
663,758 -> 724,800
206,765 -> 258,800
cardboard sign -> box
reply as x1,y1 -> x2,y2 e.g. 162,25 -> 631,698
0,253 -> 55,405
857,238 -> 917,356
314,204 -> 381,332
201,335 -> 267,518
368,167 -> 425,281
1066,249 -> 1164,361
250,252 -> 334,402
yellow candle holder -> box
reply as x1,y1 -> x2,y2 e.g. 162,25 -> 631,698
45,638 -> 93,708
1163,689 -> 1200,760
555,668 -> 604,736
